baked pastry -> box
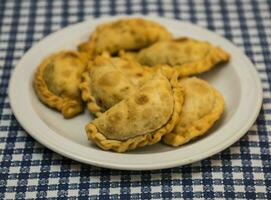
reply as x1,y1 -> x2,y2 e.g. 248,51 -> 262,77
34,51 -> 88,118
80,53 -> 155,116
78,18 -> 172,56
85,71 -> 184,152
163,77 -> 224,146
127,37 -> 230,77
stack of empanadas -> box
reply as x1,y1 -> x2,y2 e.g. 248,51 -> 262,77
34,18 -> 229,152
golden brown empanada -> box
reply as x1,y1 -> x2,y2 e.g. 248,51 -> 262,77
131,37 -> 230,77
163,77 -> 224,146
78,18 -> 172,56
34,51 -> 88,118
85,71 -> 184,152
80,52 -> 156,116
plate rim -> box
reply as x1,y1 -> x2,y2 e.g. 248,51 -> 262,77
8,14 -> 263,170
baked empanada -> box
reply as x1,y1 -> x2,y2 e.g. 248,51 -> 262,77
80,53 -> 155,116
78,18 -> 172,56
34,51 -> 88,118
163,77 -> 224,146
133,38 -> 230,77
85,72 -> 184,152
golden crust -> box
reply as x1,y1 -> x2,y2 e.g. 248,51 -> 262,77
80,69 -> 103,117
176,45 -> 230,77
78,18 -> 172,56
79,53 -> 156,116
33,51 -> 87,118
85,71 -> 184,152
162,77 -> 224,146
134,37 -> 230,77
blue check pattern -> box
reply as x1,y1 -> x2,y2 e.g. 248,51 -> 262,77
0,0 -> 271,199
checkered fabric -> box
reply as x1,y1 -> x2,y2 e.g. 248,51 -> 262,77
0,0 -> 270,199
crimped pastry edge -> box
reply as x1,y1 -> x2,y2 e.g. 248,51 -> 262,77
79,53 -> 115,117
79,65 -> 104,117
176,45 -> 230,77
78,18 -> 173,56
33,51 -> 85,118
79,52 -> 158,117
120,37 -> 230,77
162,87 -> 225,147
85,71 -> 184,152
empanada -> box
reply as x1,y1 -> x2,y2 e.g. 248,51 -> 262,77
131,38 -> 230,77
80,53 -> 156,116
78,18 -> 172,56
85,71 -> 184,152
34,51 -> 88,118
163,77 -> 224,146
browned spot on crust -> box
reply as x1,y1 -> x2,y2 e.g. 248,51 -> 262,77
135,94 -> 149,105
120,86 -> 130,91
135,73 -> 143,77
130,29 -> 136,35
96,98 -> 103,106
108,112 -> 122,123
112,93 -> 122,102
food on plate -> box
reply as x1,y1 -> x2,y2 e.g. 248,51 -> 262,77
163,77 -> 224,146
85,71 -> 184,152
32,17 -> 229,152
123,37 -> 229,77
78,18 -> 172,56
33,51 -> 88,118
80,52 -> 155,116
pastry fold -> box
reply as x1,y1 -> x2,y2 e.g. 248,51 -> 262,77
78,18 -> 172,56
163,77 -> 224,146
34,51 -> 87,118
123,37 -> 230,77
85,71 -> 184,152
80,53 -> 155,116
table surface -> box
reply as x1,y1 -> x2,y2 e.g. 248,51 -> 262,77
1,0 -> 271,199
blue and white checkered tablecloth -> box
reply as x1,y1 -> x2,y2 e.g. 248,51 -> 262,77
0,0 -> 271,199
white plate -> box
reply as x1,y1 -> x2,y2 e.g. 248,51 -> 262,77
9,15 -> 262,170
